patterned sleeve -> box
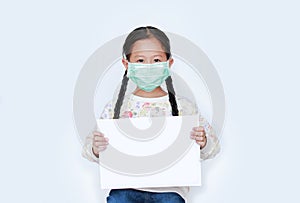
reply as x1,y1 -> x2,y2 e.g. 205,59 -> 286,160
198,114 -> 221,160
81,101 -> 114,164
178,97 -> 220,160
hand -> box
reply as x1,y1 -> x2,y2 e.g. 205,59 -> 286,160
190,126 -> 207,149
92,131 -> 109,158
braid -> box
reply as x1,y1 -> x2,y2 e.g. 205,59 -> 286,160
113,70 -> 129,119
166,76 -> 179,116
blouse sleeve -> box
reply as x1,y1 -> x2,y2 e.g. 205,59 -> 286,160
81,101 -> 114,164
177,96 -> 220,160
198,113 -> 221,160
81,127 -> 99,163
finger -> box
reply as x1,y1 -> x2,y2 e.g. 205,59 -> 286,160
190,131 -> 204,138
196,140 -> 205,146
98,146 -> 107,152
93,131 -> 104,137
93,144 -> 108,152
94,139 -> 109,144
94,141 -> 109,147
195,136 -> 206,141
197,131 -> 205,136
190,135 -> 201,141
192,126 -> 205,132
94,136 -> 109,142
191,131 -> 205,137
190,131 -> 197,139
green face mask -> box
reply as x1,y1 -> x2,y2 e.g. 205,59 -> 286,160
127,61 -> 170,92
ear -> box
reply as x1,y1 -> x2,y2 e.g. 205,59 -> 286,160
168,58 -> 174,68
122,58 -> 128,70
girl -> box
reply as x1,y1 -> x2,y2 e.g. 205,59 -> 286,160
82,26 -> 220,203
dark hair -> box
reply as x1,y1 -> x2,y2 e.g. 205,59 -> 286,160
113,26 -> 178,118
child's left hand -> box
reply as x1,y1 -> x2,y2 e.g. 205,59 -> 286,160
190,126 -> 207,149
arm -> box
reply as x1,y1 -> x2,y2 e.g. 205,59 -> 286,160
178,96 -> 221,160
199,114 -> 221,160
81,127 -> 100,164
81,101 -> 113,164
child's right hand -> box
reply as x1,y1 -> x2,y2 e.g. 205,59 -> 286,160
92,131 -> 109,158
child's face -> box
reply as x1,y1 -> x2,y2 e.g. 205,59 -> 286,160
122,37 -> 173,69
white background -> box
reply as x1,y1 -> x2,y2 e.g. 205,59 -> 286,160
1,0 -> 299,202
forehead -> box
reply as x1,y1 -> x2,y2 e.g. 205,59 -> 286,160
130,38 -> 165,56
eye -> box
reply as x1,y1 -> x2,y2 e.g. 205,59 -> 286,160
136,59 -> 144,63
154,58 -> 161,63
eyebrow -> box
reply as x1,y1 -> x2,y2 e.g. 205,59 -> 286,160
133,54 -> 163,58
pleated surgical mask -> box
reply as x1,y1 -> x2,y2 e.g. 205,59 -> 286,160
127,61 -> 170,92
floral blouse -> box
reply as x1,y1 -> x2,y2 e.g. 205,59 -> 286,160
81,93 -> 220,201
98,93 -> 220,158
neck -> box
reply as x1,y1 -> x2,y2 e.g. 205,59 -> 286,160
133,87 -> 168,98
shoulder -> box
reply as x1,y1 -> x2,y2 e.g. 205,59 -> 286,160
103,94 -> 132,109
100,94 -> 133,118
176,95 -> 195,105
175,95 -> 198,115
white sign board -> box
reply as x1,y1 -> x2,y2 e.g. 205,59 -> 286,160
96,115 -> 201,189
